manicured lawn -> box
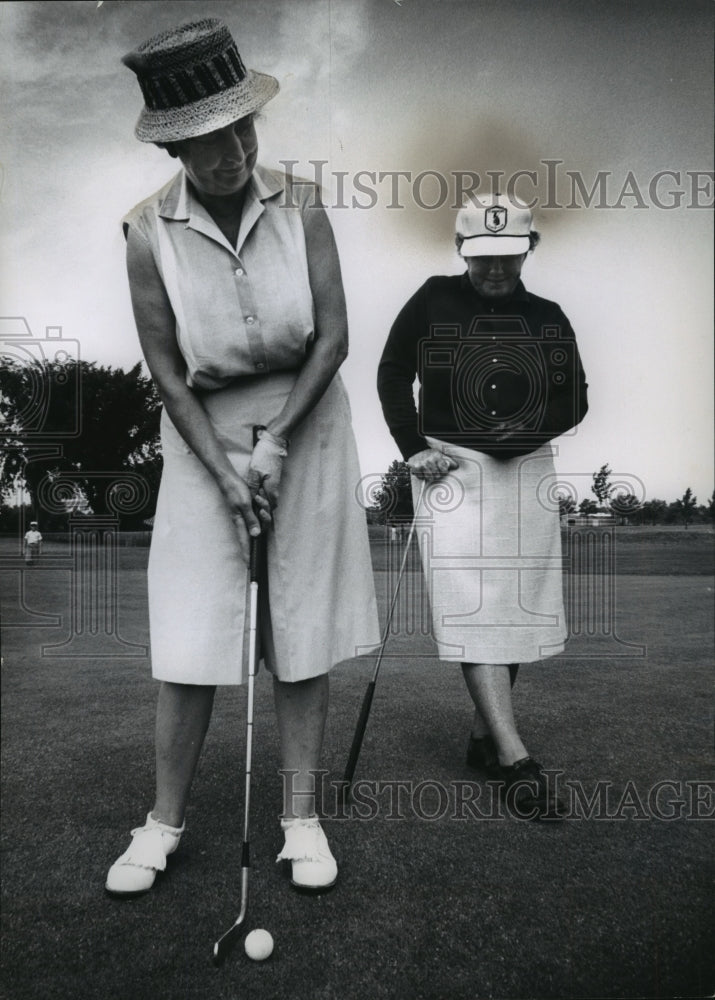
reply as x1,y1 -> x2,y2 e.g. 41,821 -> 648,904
1,535 -> 713,999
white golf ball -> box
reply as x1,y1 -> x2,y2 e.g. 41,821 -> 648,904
244,929 -> 274,961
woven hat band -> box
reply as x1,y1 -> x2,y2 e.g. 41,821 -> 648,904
138,44 -> 247,111
123,18 -> 278,142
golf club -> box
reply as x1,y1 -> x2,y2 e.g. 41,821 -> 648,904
212,501 -> 264,965
342,479 -> 427,802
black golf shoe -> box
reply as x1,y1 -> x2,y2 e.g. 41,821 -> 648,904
499,756 -> 566,821
465,734 -> 502,777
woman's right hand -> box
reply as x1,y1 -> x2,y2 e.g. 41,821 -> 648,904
219,473 -> 271,559
407,448 -> 459,482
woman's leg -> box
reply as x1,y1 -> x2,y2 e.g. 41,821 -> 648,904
152,681 -> 216,827
273,673 -> 337,890
273,674 -> 329,819
466,663 -> 519,737
462,663 -> 526,766
106,681 -> 215,895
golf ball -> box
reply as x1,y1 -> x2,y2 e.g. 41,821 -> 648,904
244,929 -> 274,961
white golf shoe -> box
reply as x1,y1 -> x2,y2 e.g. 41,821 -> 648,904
276,816 -> 337,892
105,812 -> 184,897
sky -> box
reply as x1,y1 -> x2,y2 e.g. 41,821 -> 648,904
2,0 -> 713,505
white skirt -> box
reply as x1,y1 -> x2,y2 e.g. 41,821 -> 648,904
148,372 -> 380,685
411,437 -> 566,664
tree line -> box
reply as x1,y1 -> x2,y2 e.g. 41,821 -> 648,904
560,464 -> 713,528
1,359 -> 713,531
0,358 -> 161,530
367,461 -> 715,529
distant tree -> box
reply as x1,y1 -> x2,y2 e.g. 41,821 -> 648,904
578,498 -> 599,516
640,499 -> 668,526
368,460 -> 414,524
673,487 -> 698,529
557,493 -> 577,518
663,501 -> 680,525
0,502 -> 33,533
1,359 -> 162,527
591,464 -> 612,507
707,491 -> 715,524
609,491 -> 642,525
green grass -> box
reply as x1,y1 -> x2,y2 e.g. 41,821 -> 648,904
1,538 -> 713,999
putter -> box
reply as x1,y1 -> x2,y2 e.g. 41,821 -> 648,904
342,479 -> 427,802
212,520 -> 263,965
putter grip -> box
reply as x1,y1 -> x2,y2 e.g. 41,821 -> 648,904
343,680 -> 376,784
248,423 -> 263,583
249,534 -> 261,583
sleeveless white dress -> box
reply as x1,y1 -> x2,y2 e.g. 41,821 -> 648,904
124,166 -> 380,684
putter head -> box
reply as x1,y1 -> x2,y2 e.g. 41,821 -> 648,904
213,916 -> 246,967
212,862 -> 250,967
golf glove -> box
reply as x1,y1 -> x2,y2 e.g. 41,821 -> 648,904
247,429 -> 288,509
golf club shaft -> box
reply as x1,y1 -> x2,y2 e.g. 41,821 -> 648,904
342,480 -> 427,792
213,531 -> 262,966
243,565 -> 259,843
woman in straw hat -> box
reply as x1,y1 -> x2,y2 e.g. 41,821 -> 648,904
106,18 -> 379,897
378,194 -> 589,819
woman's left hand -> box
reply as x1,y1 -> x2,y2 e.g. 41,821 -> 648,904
408,448 -> 459,482
247,431 -> 288,509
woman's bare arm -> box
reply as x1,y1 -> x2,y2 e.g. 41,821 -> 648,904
262,204 -> 349,442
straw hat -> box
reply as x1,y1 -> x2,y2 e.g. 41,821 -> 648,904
122,18 -> 279,143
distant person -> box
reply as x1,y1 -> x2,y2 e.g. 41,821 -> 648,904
106,18 -> 379,898
23,521 -> 42,565
377,194 -> 589,818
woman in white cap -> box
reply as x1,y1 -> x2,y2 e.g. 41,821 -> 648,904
23,521 -> 43,565
378,194 -> 588,819
106,18 -> 379,896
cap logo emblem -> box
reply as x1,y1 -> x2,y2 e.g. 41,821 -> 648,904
485,206 -> 507,232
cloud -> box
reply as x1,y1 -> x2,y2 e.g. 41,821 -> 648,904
275,0 -> 370,83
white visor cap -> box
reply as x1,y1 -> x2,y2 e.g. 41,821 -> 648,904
457,195 -> 533,257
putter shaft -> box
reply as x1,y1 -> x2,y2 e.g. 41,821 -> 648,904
212,532 -> 261,965
342,480 -> 427,796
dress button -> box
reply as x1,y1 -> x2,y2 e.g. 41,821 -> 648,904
235,268 -> 244,276
256,362 -> 265,370
246,316 -> 254,325
492,358 -> 498,363
491,384 -> 496,389
491,410 -> 497,416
